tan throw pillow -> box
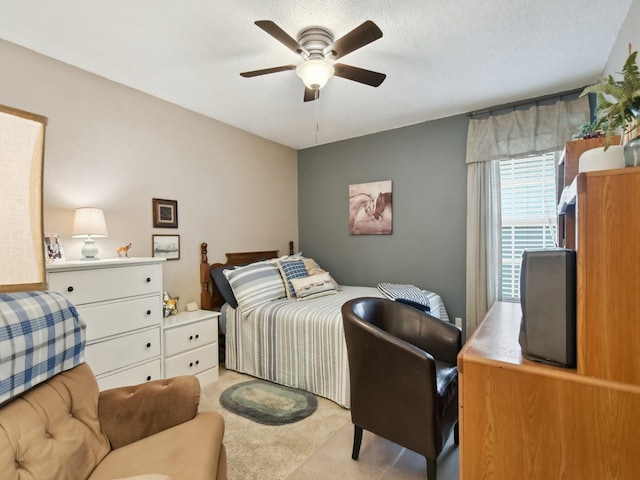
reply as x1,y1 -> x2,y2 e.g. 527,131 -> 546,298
289,272 -> 337,300
303,258 -> 342,291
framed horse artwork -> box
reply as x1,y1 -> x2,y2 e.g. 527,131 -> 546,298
348,180 -> 392,235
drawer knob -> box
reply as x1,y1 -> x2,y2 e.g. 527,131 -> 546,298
146,376 -> 151,381
146,310 -> 152,315
146,342 -> 151,348
67,286 -> 74,292
146,277 -> 151,283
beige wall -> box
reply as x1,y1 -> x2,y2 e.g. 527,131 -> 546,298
0,39 -> 298,307
604,0 -> 639,75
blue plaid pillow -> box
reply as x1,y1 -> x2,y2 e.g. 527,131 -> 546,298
278,259 -> 309,298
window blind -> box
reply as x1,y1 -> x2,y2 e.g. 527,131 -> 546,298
500,153 -> 558,300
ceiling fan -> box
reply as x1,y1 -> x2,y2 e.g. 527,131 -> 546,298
240,20 -> 386,102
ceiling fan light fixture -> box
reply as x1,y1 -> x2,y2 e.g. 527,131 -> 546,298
296,59 -> 335,90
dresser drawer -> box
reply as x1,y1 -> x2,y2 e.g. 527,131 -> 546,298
86,327 -> 160,376
97,359 -> 162,391
164,317 -> 217,357
48,263 -> 162,305
164,343 -> 217,378
78,296 -> 162,341
195,366 -> 219,387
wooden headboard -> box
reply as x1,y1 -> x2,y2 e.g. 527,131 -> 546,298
199,241 -> 294,311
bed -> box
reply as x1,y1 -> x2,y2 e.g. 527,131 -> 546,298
199,242 -> 450,408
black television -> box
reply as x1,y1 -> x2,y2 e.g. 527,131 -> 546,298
518,248 -> 577,368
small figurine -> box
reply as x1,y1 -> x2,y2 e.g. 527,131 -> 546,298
117,243 -> 132,257
163,291 -> 179,317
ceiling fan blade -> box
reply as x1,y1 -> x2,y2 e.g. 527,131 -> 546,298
255,20 -> 307,56
240,65 -> 296,78
329,20 -> 383,60
304,87 -> 319,102
333,63 -> 386,87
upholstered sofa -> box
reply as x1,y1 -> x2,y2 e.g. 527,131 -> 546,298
0,362 -> 226,480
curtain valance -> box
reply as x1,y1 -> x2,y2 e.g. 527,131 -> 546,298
466,96 -> 589,164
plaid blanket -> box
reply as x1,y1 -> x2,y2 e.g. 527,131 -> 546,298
0,291 -> 85,404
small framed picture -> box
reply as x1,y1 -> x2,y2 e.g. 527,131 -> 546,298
152,198 -> 178,228
44,233 -> 66,263
152,234 -> 180,260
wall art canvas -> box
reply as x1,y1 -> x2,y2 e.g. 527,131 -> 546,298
348,180 -> 392,235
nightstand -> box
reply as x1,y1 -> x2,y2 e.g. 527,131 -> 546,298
163,309 -> 219,387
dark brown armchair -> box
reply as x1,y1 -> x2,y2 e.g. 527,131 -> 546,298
342,297 -> 462,480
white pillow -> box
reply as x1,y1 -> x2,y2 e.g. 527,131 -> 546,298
224,261 -> 286,314
289,272 -> 337,300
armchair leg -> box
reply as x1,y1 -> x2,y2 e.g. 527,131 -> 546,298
426,458 -> 437,480
352,425 -> 363,460
454,421 -> 459,445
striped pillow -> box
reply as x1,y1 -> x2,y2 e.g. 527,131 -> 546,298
224,261 -> 286,315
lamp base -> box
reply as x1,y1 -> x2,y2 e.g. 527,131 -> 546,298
80,238 -> 100,261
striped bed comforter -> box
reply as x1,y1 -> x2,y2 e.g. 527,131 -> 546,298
223,285 -> 449,408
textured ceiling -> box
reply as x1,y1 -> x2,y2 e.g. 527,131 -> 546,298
0,0 -> 633,149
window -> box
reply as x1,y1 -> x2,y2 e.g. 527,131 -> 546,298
500,153 -> 558,301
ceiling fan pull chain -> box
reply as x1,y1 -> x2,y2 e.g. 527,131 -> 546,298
315,90 -> 320,144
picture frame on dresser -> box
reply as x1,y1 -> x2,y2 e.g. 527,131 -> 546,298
44,233 -> 65,263
152,198 -> 178,228
152,234 -> 180,260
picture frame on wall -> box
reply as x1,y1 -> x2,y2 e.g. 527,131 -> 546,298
348,180 -> 392,235
152,198 -> 178,228
152,234 -> 180,260
44,233 -> 65,263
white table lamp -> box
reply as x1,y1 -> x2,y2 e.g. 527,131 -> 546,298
72,207 -> 108,260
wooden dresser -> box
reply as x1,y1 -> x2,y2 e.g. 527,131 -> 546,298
459,166 -> 640,479
47,257 -> 165,390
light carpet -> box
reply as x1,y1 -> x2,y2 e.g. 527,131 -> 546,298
199,367 -> 350,480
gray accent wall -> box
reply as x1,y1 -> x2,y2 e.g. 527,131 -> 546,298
298,114 -> 469,322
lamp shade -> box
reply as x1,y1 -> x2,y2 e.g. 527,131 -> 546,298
296,59 -> 335,90
72,208 -> 108,238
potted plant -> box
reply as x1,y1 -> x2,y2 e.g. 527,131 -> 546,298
571,120 -> 604,140
580,48 -> 640,166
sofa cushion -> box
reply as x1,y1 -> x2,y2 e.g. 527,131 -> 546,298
114,476 -> 172,480
88,411 -> 226,480
0,363 -> 110,480
98,375 -> 201,449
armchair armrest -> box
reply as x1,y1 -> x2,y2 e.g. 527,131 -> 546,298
415,313 -> 462,365
386,304 -> 462,365
98,375 -> 201,449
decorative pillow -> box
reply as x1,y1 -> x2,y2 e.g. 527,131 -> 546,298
223,261 -> 286,314
278,259 -> 309,298
210,266 -> 239,308
303,258 -> 342,291
289,272 -> 338,300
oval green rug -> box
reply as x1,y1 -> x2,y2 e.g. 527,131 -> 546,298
220,380 -> 318,426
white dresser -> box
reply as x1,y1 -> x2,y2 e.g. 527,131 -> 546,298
47,257 -> 165,390
163,309 -> 219,387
